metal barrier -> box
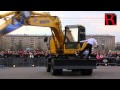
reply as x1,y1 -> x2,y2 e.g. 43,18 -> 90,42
0,65 -> 5,69
0,58 -> 5,68
0,57 -> 120,67
0,57 -> 46,67
97,57 -> 120,66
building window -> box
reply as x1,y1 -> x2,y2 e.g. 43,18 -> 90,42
11,37 -> 15,41
30,37 -> 34,40
19,39 -> 22,41
11,37 -> 15,39
11,42 -> 14,46
94,37 -> 98,42
30,44 -> 34,47
11,40 -> 14,43
38,37 -> 41,39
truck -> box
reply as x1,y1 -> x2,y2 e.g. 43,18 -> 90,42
0,11 -> 97,75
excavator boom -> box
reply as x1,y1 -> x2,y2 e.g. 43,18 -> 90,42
28,16 -> 64,48
0,11 -> 65,53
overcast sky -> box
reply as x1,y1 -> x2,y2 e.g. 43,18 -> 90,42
0,11 -> 120,42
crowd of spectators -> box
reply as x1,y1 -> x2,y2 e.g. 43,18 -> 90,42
0,49 -> 48,58
0,49 -> 120,64
91,51 -> 120,65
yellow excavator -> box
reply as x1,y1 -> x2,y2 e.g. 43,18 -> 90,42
0,11 -> 96,75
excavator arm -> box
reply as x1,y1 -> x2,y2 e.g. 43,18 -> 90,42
0,11 -> 17,19
0,11 -> 64,52
27,15 -> 64,49
0,11 -> 24,36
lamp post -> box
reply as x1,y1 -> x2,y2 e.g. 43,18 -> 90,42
14,43 -> 17,50
102,44 -> 104,50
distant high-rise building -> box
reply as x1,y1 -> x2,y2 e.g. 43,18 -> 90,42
0,34 -> 115,52
0,35 -> 51,51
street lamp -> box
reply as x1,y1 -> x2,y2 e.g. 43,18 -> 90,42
102,44 -> 104,50
14,43 -> 17,50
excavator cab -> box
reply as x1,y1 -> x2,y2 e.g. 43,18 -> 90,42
64,25 -> 86,43
64,25 -> 87,54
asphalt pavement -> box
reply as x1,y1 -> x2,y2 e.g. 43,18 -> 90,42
0,66 -> 120,79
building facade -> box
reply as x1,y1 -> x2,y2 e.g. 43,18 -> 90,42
0,34 -> 115,52
0,35 -> 51,51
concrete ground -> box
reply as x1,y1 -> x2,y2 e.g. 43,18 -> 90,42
0,66 -> 120,79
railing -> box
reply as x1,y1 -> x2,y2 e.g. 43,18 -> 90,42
0,57 -> 46,67
96,57 -> 120,66
0,57 -> 120,67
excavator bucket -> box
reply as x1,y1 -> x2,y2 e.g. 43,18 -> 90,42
0,18 -> 23,36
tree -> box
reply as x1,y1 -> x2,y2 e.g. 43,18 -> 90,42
37,41 -> 43,50
10,46 -> 14,51
105,47 -> 109,53
0,39 -> 8,51
115,42 -> 120,50
115,46 -> 120,50
16,41 -> 23,51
